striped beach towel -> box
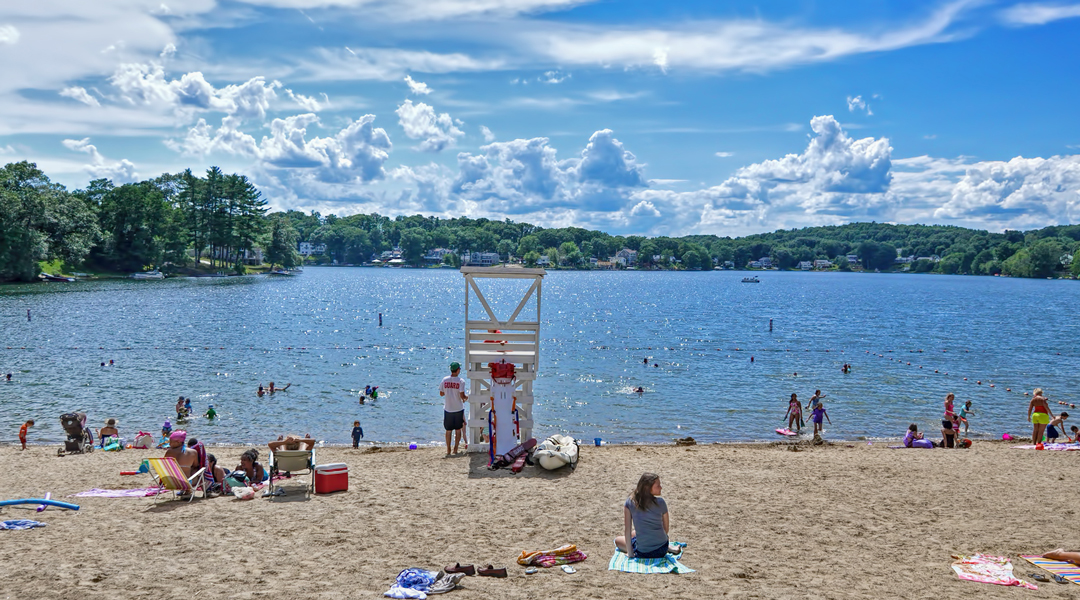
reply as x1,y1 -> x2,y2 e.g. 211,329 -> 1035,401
608,550 -> 694,574
1022,556 -> 1080,585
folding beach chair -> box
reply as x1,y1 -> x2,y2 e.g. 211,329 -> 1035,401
268,449 -> 315,496
147,457 -> 206,502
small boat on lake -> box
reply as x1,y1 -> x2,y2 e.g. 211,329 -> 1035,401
40,273 -> 76,282
741,276 -> 760,283
131,270 -> 164,280
267,269 -> 295,276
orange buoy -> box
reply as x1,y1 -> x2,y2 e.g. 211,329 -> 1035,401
963,378 -> 968,381
1006,388 -> 1011,391
977,381 -> 982,385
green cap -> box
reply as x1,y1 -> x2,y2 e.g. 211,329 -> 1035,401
450,362 -> 461,372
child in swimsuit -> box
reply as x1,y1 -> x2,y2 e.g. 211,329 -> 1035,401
810,403 -> 831,436
1047,412 -> 1069,443
1069,425 -> 1080,443
943,393 -> 956,429
958,401 -> 975,433
785,393 -> 802,433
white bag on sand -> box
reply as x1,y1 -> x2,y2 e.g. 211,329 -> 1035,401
232,486 -> 256,500
131,433 -> 153,449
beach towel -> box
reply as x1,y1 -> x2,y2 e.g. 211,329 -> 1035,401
1011,443 -> 1080,451
71,488 -> 168,498
518,543 -> 588,567
0,520 -> 47,530
608,550 -> 694,574
1021,556 -> 1080,586
951,554 -> 1036,589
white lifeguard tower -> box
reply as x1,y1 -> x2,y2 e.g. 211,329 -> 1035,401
461,266 -> 545,450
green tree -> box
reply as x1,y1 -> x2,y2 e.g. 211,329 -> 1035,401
523,250 -> 540,267
265,215 -> 301,269
558,241 -> 580,266
399,227 -> 429,266
0,162 -> 99,281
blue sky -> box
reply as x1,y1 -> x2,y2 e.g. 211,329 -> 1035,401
1,0 -> 1079,236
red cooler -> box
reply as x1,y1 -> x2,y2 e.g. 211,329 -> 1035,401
314,463 -> 348,494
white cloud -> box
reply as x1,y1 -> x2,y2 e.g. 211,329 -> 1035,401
0,24 -> 19,45
404,75 -> 432,95
395,99 -> 464,152
715,151 -> 734,158
933,155 -> 1080,227
527,1 -> 974,73
227,0 -> 593,21
451,129 -> 645,215
295,47 -> 504,82
160,43 -> 177,58
166,112 -> 392,183
1000,2 -> 1080,25
540,70 -> 570,83
0,144 -> 16,155
566,129 -> 646,187
630,200 -> 661,217
61,137 -> 138,183
847,94 -> 872,115
109,62 -> 282,121
59,86 -> 101,107
285,89 -> 327,111
652,47 -> 669,73
480,125 -> 496,142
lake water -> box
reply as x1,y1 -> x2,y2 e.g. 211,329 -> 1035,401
2,268 -> 1077,446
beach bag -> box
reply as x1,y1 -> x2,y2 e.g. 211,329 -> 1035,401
132,432 -> 153,449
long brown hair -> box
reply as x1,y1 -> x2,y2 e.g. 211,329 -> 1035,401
631,473 -> 660,510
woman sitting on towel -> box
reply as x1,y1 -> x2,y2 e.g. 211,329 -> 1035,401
615,473 -> 679,559
234,448 -> 267,483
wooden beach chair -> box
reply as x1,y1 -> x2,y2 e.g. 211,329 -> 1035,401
268,450 -> 315,496
147,457 -> 206,502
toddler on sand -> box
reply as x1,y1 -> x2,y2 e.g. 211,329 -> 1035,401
19,420 -> 33,450
351,420 -> 364,448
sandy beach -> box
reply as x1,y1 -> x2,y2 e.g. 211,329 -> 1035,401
2,439 -> 1078,599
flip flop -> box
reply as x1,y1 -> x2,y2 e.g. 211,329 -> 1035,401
1029,572 -> 1049,582
1054,574 -> 1069,584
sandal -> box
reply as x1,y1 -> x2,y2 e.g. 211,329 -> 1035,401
1054,574 -> 1069,584
1029,572 -> 1049,583
477,565 -> 507,578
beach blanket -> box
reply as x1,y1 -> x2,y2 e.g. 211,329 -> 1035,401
951,554 -> 1036,589
1011,443 -> 1080,451
1022,555 -> 1080,586
608,549 -> 694,574
518,543 -> 588,567
71,487 -> 167,498
0,520 -> 47,530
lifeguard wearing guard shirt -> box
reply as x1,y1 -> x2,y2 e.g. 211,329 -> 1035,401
440,362 -> 468,456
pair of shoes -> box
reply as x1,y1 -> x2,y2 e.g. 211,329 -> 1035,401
1029,572 -> 1050,583
477,565 -> 507,578
445,563 -> 475,576
428,572 -> 465,594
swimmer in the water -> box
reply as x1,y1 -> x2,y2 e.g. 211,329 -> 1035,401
635,386 -> 644,396
257,385 -> 265,397
268,382 -> 291,393
175,396 -> 189,419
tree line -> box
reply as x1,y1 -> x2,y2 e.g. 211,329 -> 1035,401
1,161 -> 300,282
3,160 -> 1078,282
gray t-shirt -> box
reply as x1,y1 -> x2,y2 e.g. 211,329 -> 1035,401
625,496 -> 668,551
